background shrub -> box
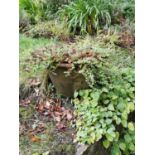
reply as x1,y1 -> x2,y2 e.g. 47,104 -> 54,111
25,20 -> 72,41
19,0 -> 73,25
59,0 -> 113,35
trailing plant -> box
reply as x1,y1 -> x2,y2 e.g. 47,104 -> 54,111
73,67 -> 135,155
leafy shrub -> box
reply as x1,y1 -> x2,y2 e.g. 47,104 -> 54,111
25,21 -> 54,38
49,20 -> 73,41
59,0 -> 112,35
25,20 -> 72,41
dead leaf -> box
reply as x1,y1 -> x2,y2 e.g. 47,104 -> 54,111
30,135 -> 41,142
53,105 -> 62,112
56,123 -> 66,131
44,101 -> 51,109
28,78 -> 41,86
20,98 -> 31,106
54,111 -> 62,117
38,104 -> 44,112
66,112 -> 73,121
54,116 -> 61,122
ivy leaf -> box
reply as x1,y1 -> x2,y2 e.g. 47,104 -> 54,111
42,151 -> 50,155
117,102 -> 125,111
106,133 -> 114,142
124,134 -> 132,143
119,142 -> 126,151
96,130 -> 103,140
108,104 -> 115,111
129,142 -> 135,151
106,111 -> 113,117
105,118 -> 112,124
91,100 -> 98,107
115,132 -> 120,141
90,132 -> 96,142
128,102 -> 135,112
90,91 -> 100,100
32,153 -> 39,155
111,143 -> 121,155
107,127 -> 115,134
116,118 -> 121,125
79,91 -> 84,97
104,100 -> 109,105
74,91 -> 78,98
102,88 -> 109,93
112,95 -> 118,100
128,122 -> 134,131
122,119 -> 127,127
103,140 -> 110,149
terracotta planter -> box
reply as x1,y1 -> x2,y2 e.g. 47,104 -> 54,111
49,63 -> 88,97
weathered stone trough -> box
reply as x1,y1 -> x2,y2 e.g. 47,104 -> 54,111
49,63 -> 88,97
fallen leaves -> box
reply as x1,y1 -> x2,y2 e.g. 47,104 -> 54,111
35,98 -> 74,131
66,111 -> 73,121
26,122 -> 47,143
20,94 -> 74,147
28,78 -> 41,87
116,31 -> 135,50
56,123 -> 66,131
20,98 -> 31,107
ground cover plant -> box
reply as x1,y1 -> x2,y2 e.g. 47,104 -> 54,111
19,0 -> 135,155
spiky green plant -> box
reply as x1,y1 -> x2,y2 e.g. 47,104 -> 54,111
59,0 -> 113,35
19,0 -> 46,24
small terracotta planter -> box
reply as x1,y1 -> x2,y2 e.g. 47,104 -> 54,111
49,63 -> 88,97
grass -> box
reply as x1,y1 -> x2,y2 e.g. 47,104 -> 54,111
19,34 -> 53,82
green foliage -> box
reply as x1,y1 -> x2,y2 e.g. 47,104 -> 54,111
19,0 -> 72,25
59,0 -> 112,35
59,0 -> 134,35
19,0 -> 134,34
73,66 -> 135,155
19,0 -> 46,24
123,0 -> 135,21
25,21 -> 54,38
42,0 -> 72,17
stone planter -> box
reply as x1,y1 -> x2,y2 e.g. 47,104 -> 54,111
49,63 -> 88,97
